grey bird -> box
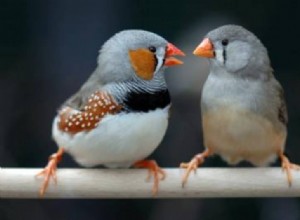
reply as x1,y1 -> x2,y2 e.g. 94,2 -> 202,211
36,30 -> 185,196
180,24 -> 299,186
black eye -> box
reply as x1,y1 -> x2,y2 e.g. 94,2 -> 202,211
221,39 -> 229,46
148,46 -> 156,53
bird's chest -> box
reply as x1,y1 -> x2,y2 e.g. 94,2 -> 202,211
52,106 -> 170,168
201,76 -> 284,166
201,74 -> 261,113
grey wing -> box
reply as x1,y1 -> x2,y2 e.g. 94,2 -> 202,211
61,70 -> 104,110
275,81 -> 288,125
62,91 -> 87,110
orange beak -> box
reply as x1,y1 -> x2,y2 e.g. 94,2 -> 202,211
164,43 -> 185,66
193,38 -> 215,58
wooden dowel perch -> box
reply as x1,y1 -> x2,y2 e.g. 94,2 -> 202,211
0,168 -> 300,198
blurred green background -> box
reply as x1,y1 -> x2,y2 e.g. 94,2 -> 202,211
1,0 -> 300,219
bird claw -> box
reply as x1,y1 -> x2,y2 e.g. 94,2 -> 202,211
180,149 -> 211,188
180,161 -> 198,173
180,158 -> 199,188
134,160 -> 166,196
36,148 -> 64,196
145,166 -> 165,182
36,159 -> 58,196
280,153 -> 300,187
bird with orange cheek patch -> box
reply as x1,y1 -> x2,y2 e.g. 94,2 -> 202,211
37,30 -> 185,196
180,25 -> 300,187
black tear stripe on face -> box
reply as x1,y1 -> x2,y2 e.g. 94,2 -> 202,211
154,54 -> 158,72
123,89 -> 171,112
148,47 -> 158,72
222,49 -> 227,64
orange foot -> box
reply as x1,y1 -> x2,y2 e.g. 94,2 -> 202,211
279,152 -> 300,186
36,148 -> 64,196
180,149 -> 212,187
134,160 -> 166,196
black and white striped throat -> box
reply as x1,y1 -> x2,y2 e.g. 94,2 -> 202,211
104,73 -> 170,113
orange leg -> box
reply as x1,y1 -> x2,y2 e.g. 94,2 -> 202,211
134,160 -> 166,196
180,148 -> 212,187
279,151 -> 300,186
36,148 -> 64,196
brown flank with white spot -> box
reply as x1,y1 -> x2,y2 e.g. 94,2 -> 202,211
58,91 -> 122,134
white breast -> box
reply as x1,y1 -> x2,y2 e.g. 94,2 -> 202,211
52,106 -> 170,168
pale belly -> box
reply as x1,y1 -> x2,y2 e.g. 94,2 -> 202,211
52,107 -> 169,168
202,107 -> 286,166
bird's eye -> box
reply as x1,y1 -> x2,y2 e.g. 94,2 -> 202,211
221,39 -> 229,46
148,46 -> 156,53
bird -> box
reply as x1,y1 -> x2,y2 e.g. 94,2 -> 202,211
180,24 -> 299,187
36,30 -> 185,196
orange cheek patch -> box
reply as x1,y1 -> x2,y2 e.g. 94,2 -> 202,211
58,91 -> 122,134
129,49 -> 156,80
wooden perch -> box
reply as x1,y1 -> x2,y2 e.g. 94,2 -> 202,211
0,168 -> 300,198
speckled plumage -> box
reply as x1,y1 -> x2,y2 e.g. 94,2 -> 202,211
53,30 -> 172,167
38,30 -> 184,196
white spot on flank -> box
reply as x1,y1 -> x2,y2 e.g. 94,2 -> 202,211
81,124 -> 86,128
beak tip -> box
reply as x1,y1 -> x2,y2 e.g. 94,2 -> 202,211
164,57 -> 183,66
192,48 -> 200,56
193,38 -> 214,58
166,42 -> 185,57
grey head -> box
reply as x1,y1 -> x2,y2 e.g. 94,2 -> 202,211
194,25 -> 272,80
95,30 -> 183,83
